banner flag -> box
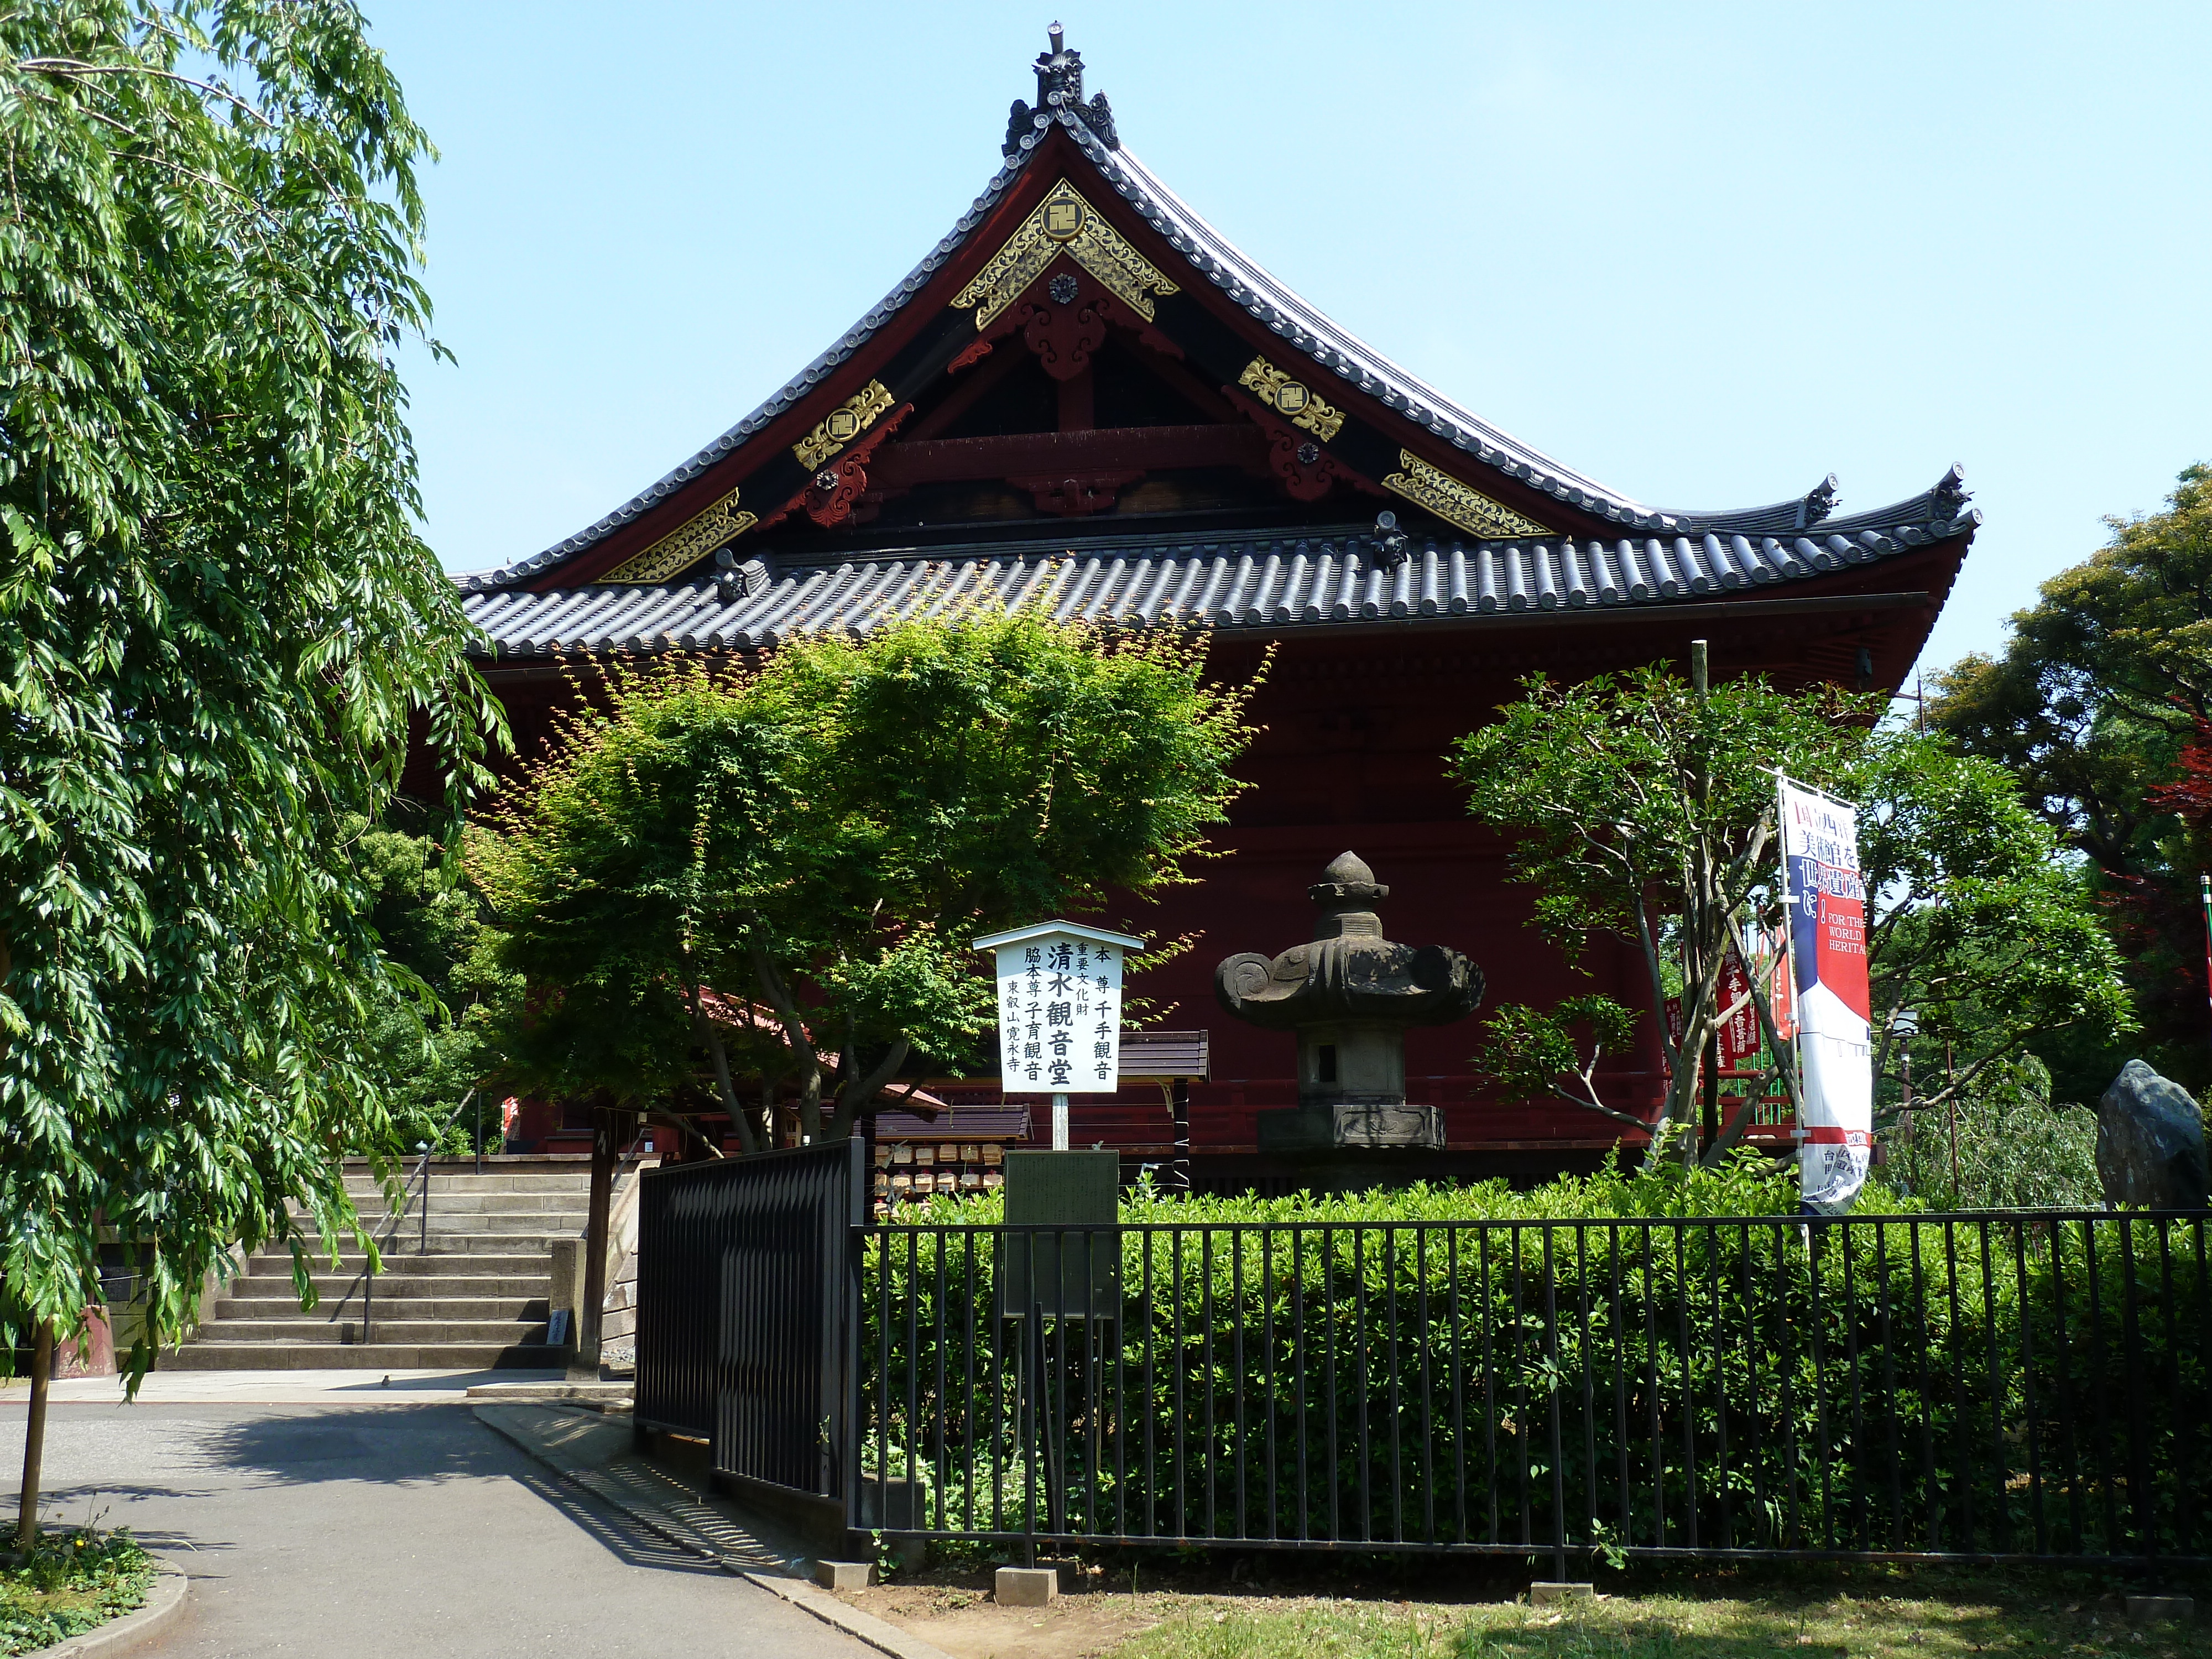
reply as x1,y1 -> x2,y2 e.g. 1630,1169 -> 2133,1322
1779,776 -> 1872,1213
2200,874 -> 2210,1016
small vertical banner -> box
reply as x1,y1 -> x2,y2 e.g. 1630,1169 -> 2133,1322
1780,776 -> 1872,1213
2200,874 -> 2211,1017
973,921 -> 1146,1090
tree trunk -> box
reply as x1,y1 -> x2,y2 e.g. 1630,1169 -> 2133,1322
748,933 -> 823,1141
577,1110 -> 615,1379
16,1321 -> 53,1550
688,983 -> 761,1156
828,1039 -> 911,1142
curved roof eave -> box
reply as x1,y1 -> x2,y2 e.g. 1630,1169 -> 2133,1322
467,98 -> 1963,593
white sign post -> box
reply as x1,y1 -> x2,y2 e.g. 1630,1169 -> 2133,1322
973,921 -> 1145,1150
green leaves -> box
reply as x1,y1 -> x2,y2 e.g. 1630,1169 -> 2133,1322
1452,666 -> 1876,1162
1476,995 -> 1643,1131
0,2 -> 496,1378
471,612 -> 1260,1144
1850,729 -> 2135,1115
1934,463 -> 2212,1094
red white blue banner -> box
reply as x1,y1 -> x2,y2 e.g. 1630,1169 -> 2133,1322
1780,777 -> 1872,1213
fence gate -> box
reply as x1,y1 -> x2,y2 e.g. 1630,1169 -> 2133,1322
634,1141 -> 863,1509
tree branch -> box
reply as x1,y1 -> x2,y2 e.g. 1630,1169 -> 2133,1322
831,1039 -> 914,1142
746,926 -> 823,1139
685,977 -> 760,1156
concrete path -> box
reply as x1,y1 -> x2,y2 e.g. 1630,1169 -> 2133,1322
3,1368 -> 567,1406
0,1399 -> 871,1658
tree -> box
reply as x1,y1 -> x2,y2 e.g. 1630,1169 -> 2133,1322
0,3 -> 495,1546
1452,660 -> 2131,1177
471,662 -> 792,1158
1853,731 -> 2134,1119
743,608 -> 1260,1142
472,611 -> 1262,1146
469,614 -> 1256,1364
1881,1055 -> 2103,1211
354,825 -> 518,1157
1453,653 -> 1877,1167
1932,463 -> 2212,1091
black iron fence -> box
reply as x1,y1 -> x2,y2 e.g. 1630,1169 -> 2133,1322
858,1212 -> 2212,1570
635,1141 -> 863,1500
633,1186 -> 2212,1569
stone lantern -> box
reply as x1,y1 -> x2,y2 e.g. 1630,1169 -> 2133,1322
1214,852 -> 1483,1160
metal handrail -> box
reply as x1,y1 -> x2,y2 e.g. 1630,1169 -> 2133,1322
360,1089 -> 478,1344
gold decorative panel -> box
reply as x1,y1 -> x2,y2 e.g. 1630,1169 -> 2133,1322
951,179 -> 1179,330
1237,357 -> 1345,442
792,380 -> 896,470
599,486 -> 757,585
1380,451 -> 1551,541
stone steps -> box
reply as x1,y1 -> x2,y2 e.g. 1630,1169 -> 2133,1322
169,1160 -> 590,1374
213,1296 -> 550,1323
206,1317 -> 548,1345
273,1233 -> 565,1259
336,1193 -> 591,1217
339,1173 -> 593,1196
171,1342 -> 565,1371
228,1274 -> 551,1301
241,1256 -> 549,1283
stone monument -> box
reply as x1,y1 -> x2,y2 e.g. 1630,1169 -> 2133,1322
2096,1060 -> 2209,1210
1214,852 -> 1483,1167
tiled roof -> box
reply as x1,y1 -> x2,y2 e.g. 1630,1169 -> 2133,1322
462,487 -> 1976,660
466,74 -> 1904,595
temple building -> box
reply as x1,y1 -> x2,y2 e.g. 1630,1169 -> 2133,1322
456,30 -> 1976,1185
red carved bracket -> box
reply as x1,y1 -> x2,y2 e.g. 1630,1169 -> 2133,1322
1005,469 -> 1144,517
1018,294 -> 1112,383
1221,386 -> 1383,505
967,260 -> 1185,383
947,336 -> 994,374
756,405 -> 912,533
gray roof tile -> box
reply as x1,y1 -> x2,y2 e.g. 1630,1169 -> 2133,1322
464,505 -> 1973,661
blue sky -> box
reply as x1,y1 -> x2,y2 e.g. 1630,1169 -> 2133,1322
369,1 -> 2210,679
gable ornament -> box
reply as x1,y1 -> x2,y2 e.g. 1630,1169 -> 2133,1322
599,485 -> 758,586
951,179 -> 1178,332
792,379 -> 896,470
1380,451 -> 1551,542
1238,356 -> 1346,443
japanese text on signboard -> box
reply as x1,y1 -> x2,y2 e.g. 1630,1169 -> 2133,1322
995,935 -> 1124,1094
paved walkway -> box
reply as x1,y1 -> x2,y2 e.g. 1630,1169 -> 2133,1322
3,1368 -> 568,1406
0,1394 -> 870,1657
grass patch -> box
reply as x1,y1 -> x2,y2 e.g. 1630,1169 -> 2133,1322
1108,1580 -> 2211,1658
0,1528 -> 155,1656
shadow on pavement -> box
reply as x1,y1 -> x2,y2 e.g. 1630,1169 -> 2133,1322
189,1404 -> 521,1486
512,1473 -> 731,1576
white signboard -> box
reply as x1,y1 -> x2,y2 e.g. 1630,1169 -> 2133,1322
974,921 -> 1145,1150
980,925 -> 1139,1092
1779,777 -> 1873,1214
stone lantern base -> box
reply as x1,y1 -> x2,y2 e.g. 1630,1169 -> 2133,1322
1256,1100 -> 1446,1157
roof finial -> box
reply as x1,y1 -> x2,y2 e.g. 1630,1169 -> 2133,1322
1005,21 -> 1120,156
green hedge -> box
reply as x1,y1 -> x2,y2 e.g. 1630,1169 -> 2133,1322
859,1172 -> 2212,1561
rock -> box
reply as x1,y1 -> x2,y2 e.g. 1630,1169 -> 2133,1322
2095,1061 -> 2208,1209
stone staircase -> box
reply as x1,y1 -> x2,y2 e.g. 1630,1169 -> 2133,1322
167,1157 -> 589,1371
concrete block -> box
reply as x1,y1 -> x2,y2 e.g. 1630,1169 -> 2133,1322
812,1559 -> 872,1592
1037,1556 -> 1088,1592
2127,1595 -> 2193,1625
1530,1582 -> 1595,1608
995,1566 -> 1057,1607
886,1535 -> 927,1573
